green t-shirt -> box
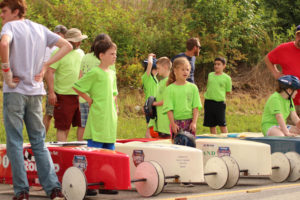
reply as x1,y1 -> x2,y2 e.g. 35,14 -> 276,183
163,82 -> 202,120
261,92 -> 295,136
204,72 -> 232,102
50,49 -> 84,95
73,67 -> 118,143
154,77 -> 170,134
79,53 -> 116,103
142,72 -> 158,101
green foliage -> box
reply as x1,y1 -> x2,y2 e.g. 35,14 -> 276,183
117,63 -> 144,89
190,0 -> 271,70
0,0 -> 299,88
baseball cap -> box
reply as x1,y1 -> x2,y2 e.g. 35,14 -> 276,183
296,25 -> 300,34
54,25 -> 67,34
65,28 -> 88,42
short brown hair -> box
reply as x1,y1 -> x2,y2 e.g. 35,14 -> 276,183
0,0 -> 27,18
186,37 -> 200,51
94,40 -> 117,60
156,57 -> 172,70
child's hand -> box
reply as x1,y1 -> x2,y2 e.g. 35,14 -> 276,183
87,99 -> 93,107
189,122 -> 197,133
147,53 -> 156,64
285,132 -> 297,137
171,123 -> 179,134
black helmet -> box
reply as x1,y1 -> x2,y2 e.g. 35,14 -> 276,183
278,75 -> 300,90
174,131 -> 196,148
142,58 -> 157,71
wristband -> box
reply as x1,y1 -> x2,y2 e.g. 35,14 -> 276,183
2,67 -> 10,72
1,63 -> 10,69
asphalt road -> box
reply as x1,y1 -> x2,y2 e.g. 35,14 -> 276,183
1,178 -> 300,200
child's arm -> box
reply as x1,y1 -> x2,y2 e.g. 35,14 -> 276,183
153,100 -> 163,106
167,111 -> 179,134
146,53 -> 155,76
189,108 -> 199,133
73,87 -> 93,107
290,111 -> 300,129
275,113 -> 295,136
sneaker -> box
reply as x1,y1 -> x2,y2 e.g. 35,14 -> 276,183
50,188 -> 65,200
98,189 -> 119,195
12,191 -> 29,200
86,189 -> 97,196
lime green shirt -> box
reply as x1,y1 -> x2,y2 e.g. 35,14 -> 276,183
204,72 -> 232,102
50,49 -> 84,95
73,67 -> 118,143
163,82 -> 202,120
261,92 -> 295,136
154,77 -> 170,134
142,72 -> 158,101
79,53 -> 116,103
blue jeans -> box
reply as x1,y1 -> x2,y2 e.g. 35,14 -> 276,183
3,93 -> 61,196
87,139 -> 115,150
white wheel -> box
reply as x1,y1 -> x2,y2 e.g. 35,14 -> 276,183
270,152 -> 291,183
222,156 -> 240,189
149,161 -> 165,196
285,152 -> 300,182
62,167 -> 87,200
133,161 -> 165,197
204,157 -> 228,189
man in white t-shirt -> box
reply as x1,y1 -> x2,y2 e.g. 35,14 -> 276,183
0,1 -> 72,199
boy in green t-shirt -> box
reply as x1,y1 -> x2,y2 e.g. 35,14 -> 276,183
142,53 -> 158,138
78,34 -> 116,141
152,57 -> 172,138
73,40 -> 118,150
261,75 -> 300,136
203,57 -> 232,134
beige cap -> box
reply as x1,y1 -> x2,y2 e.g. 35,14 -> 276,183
65,28 -> 88,42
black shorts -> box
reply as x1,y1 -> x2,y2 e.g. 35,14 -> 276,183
203,99 -> 226,127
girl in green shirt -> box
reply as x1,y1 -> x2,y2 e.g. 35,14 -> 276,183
163,57 -> 202,141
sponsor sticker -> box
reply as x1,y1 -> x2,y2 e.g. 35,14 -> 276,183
132,150 -> 144,167
217,147 -> 231,157
73,155 -> 88,172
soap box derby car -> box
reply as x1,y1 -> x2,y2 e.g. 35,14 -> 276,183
121,136 -> 293,188
0,142 -> 177,199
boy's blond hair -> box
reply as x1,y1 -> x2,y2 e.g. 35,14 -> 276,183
156,57 -> 172,70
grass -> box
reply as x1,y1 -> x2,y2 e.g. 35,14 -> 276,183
0,89 -> 268,144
